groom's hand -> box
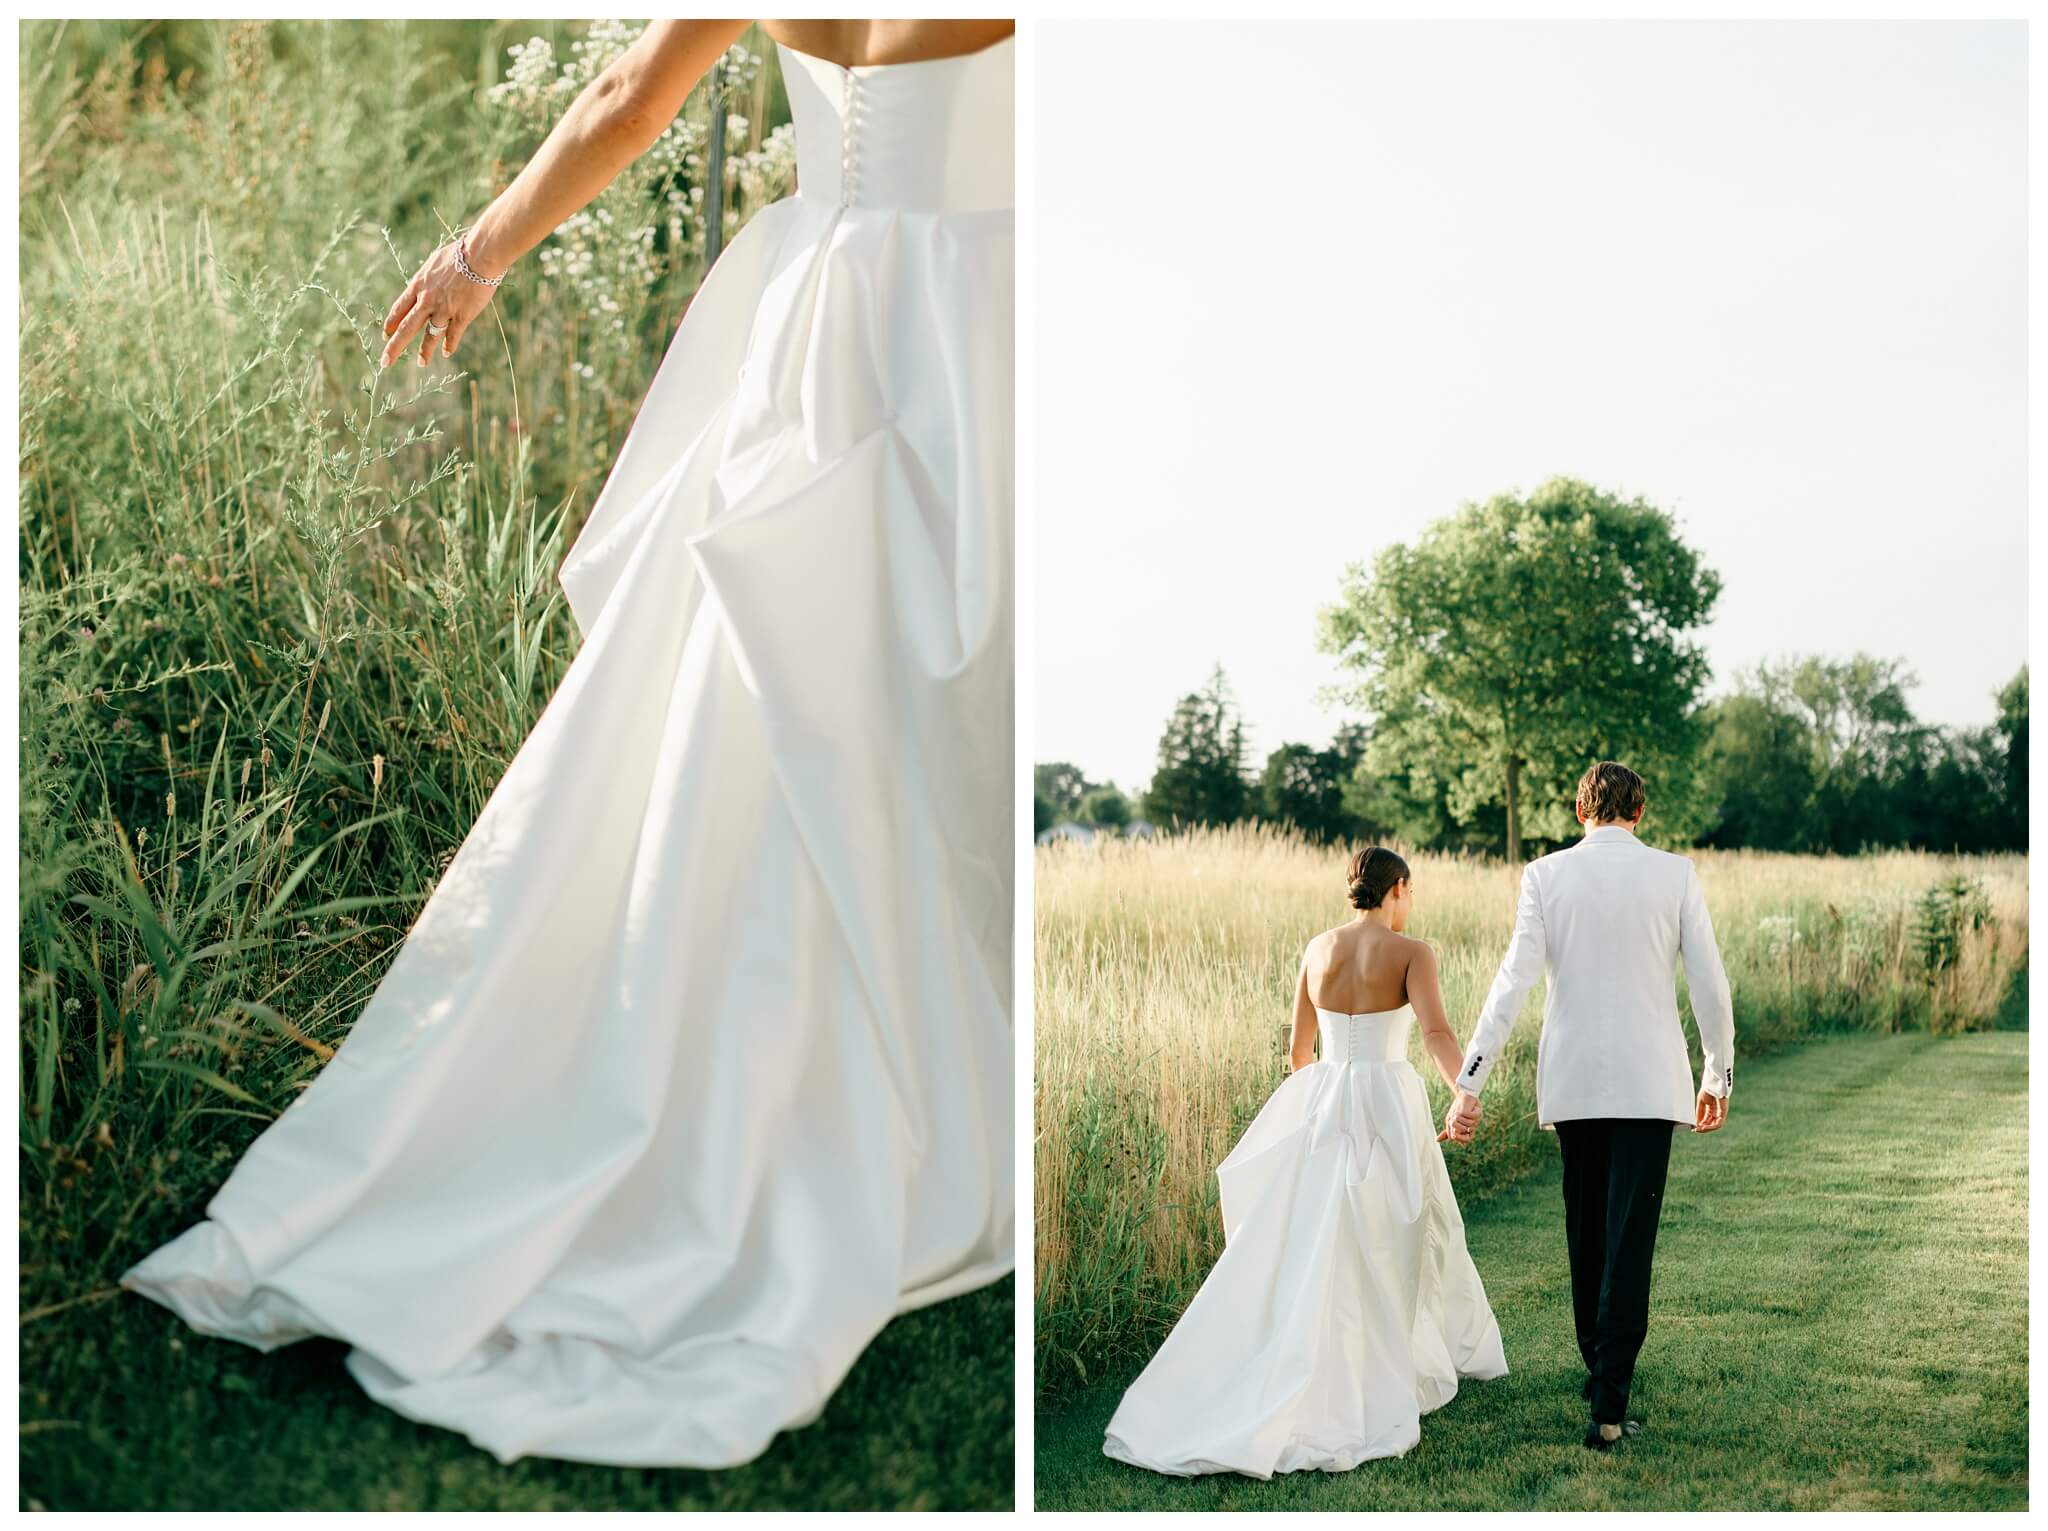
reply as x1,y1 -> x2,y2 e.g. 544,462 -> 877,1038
1693,1089 -> 1728,1133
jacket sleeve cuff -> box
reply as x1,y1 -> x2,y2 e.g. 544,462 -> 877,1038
1700,1060 -> 1732,1098
1456,1047 -> 1495,1095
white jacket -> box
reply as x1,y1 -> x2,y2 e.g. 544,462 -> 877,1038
1456,824 -> 1735,1128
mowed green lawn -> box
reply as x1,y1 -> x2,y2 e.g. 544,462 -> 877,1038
20,1276 -> 1013,1511
1037,1025 -> 2029,1511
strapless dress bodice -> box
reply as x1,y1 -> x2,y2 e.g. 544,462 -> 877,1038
1313,1004 -> 1414,1066
778,36 -> 1014,213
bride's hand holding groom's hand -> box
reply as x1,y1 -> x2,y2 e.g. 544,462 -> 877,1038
1437,1090 -> 1481,1145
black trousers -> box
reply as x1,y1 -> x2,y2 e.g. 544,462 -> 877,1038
1555,1117 -> 1675,1425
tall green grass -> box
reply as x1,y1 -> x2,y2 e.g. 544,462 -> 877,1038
16,17 -> 791,1316
1032,825 -> 2027,1399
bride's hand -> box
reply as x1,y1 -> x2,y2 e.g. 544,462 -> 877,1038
381,238 -> 500,369
1438,1093 -> 1479,1144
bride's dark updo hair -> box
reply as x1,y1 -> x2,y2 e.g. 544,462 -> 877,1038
1346,846 -> 1410,910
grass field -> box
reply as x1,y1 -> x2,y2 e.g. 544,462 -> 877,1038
1035,827 -> 2027,1399
1036,1018 -> 2028,1511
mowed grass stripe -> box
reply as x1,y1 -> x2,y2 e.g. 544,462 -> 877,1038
1036,1029 -> 2028,1511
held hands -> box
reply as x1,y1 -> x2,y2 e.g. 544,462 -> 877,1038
1693,1089 -> 1729,1133
381,237 -> 501,369
1437,1090 -> 1481,1146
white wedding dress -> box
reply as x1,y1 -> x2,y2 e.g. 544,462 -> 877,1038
120,35 -> 1014,1470
1102,1004 -> 1507,1479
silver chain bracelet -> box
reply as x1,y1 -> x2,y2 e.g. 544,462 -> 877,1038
454,234 -> 507,288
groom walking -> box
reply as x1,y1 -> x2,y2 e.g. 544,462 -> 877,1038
1447,761 -> 1735,1450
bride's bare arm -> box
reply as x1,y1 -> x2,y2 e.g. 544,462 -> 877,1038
382,18 -> 751,368
1406,942 -> 1467,1092
1287,963 -> 1319,1073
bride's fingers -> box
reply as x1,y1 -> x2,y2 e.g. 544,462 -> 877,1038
381,296 -> 425,368
384,276 -> 422,336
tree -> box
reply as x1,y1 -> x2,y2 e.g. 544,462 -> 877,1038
1259,732 -> 1368,843
1034,762 -> 1091,825
1750,655 -> 1924,853
1697,691 -> 1821,851
1079,784 -> 1132,831
1319,478 -> 1720,862
1996,666 -> 2028,829
1694,654 -> 2027,855
1259,743 -> 1340,840
1899,725 -> 2006,853
1142,665 -> 1252,829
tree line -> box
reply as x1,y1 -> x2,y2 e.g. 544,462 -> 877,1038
1036,479 -> 2027,859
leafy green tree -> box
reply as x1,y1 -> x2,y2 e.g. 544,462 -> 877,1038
1142,665 -> 1252,829
1752,655 -> 1925,853
1260,729 -> 1369,843
1034,762 -> 1091,825
1078,784 -> 1132,831
1996,666 -> 2028,827
1896,725 -> 2007,853
1698,691 -> 1822,851
1319,478 -> 1720,861
1696,655 -> 2025,855
1033,792 -> 1055,837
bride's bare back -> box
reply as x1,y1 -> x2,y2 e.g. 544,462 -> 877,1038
761,20 -> 1015,68
1290,919 -> 1466,1095
1303,922 -> 1420,1015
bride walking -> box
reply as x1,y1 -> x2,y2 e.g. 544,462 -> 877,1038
1103,847 -> 1507,1479
122,19 -> 1015,1472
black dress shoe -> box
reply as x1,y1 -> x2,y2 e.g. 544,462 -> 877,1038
1582,1418 -> 1643,1451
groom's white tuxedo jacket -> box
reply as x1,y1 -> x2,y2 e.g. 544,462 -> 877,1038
1456,823 -> 1736,1129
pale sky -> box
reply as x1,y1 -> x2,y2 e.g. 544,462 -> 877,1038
1033,20 -> 2028,793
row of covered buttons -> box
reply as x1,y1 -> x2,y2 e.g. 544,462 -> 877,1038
838,69 -> 864,206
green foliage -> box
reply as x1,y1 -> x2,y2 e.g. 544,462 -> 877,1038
1036,762 -> 1139,836
1996,666 -> 2028,817
1698,690 -> 1825,850
1699,659 -> 2028,854
1257,724 -> 1367,844
1914,876 -> 1991,975
1319,477 -> 1720,861
1141,664 -> 1252,829
1035,761 -> 1091,823
1078,785 -> 1132,831
1911,876 -> 1997,1036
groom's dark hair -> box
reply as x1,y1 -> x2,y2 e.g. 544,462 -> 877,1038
1577,760 -> 1646,824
